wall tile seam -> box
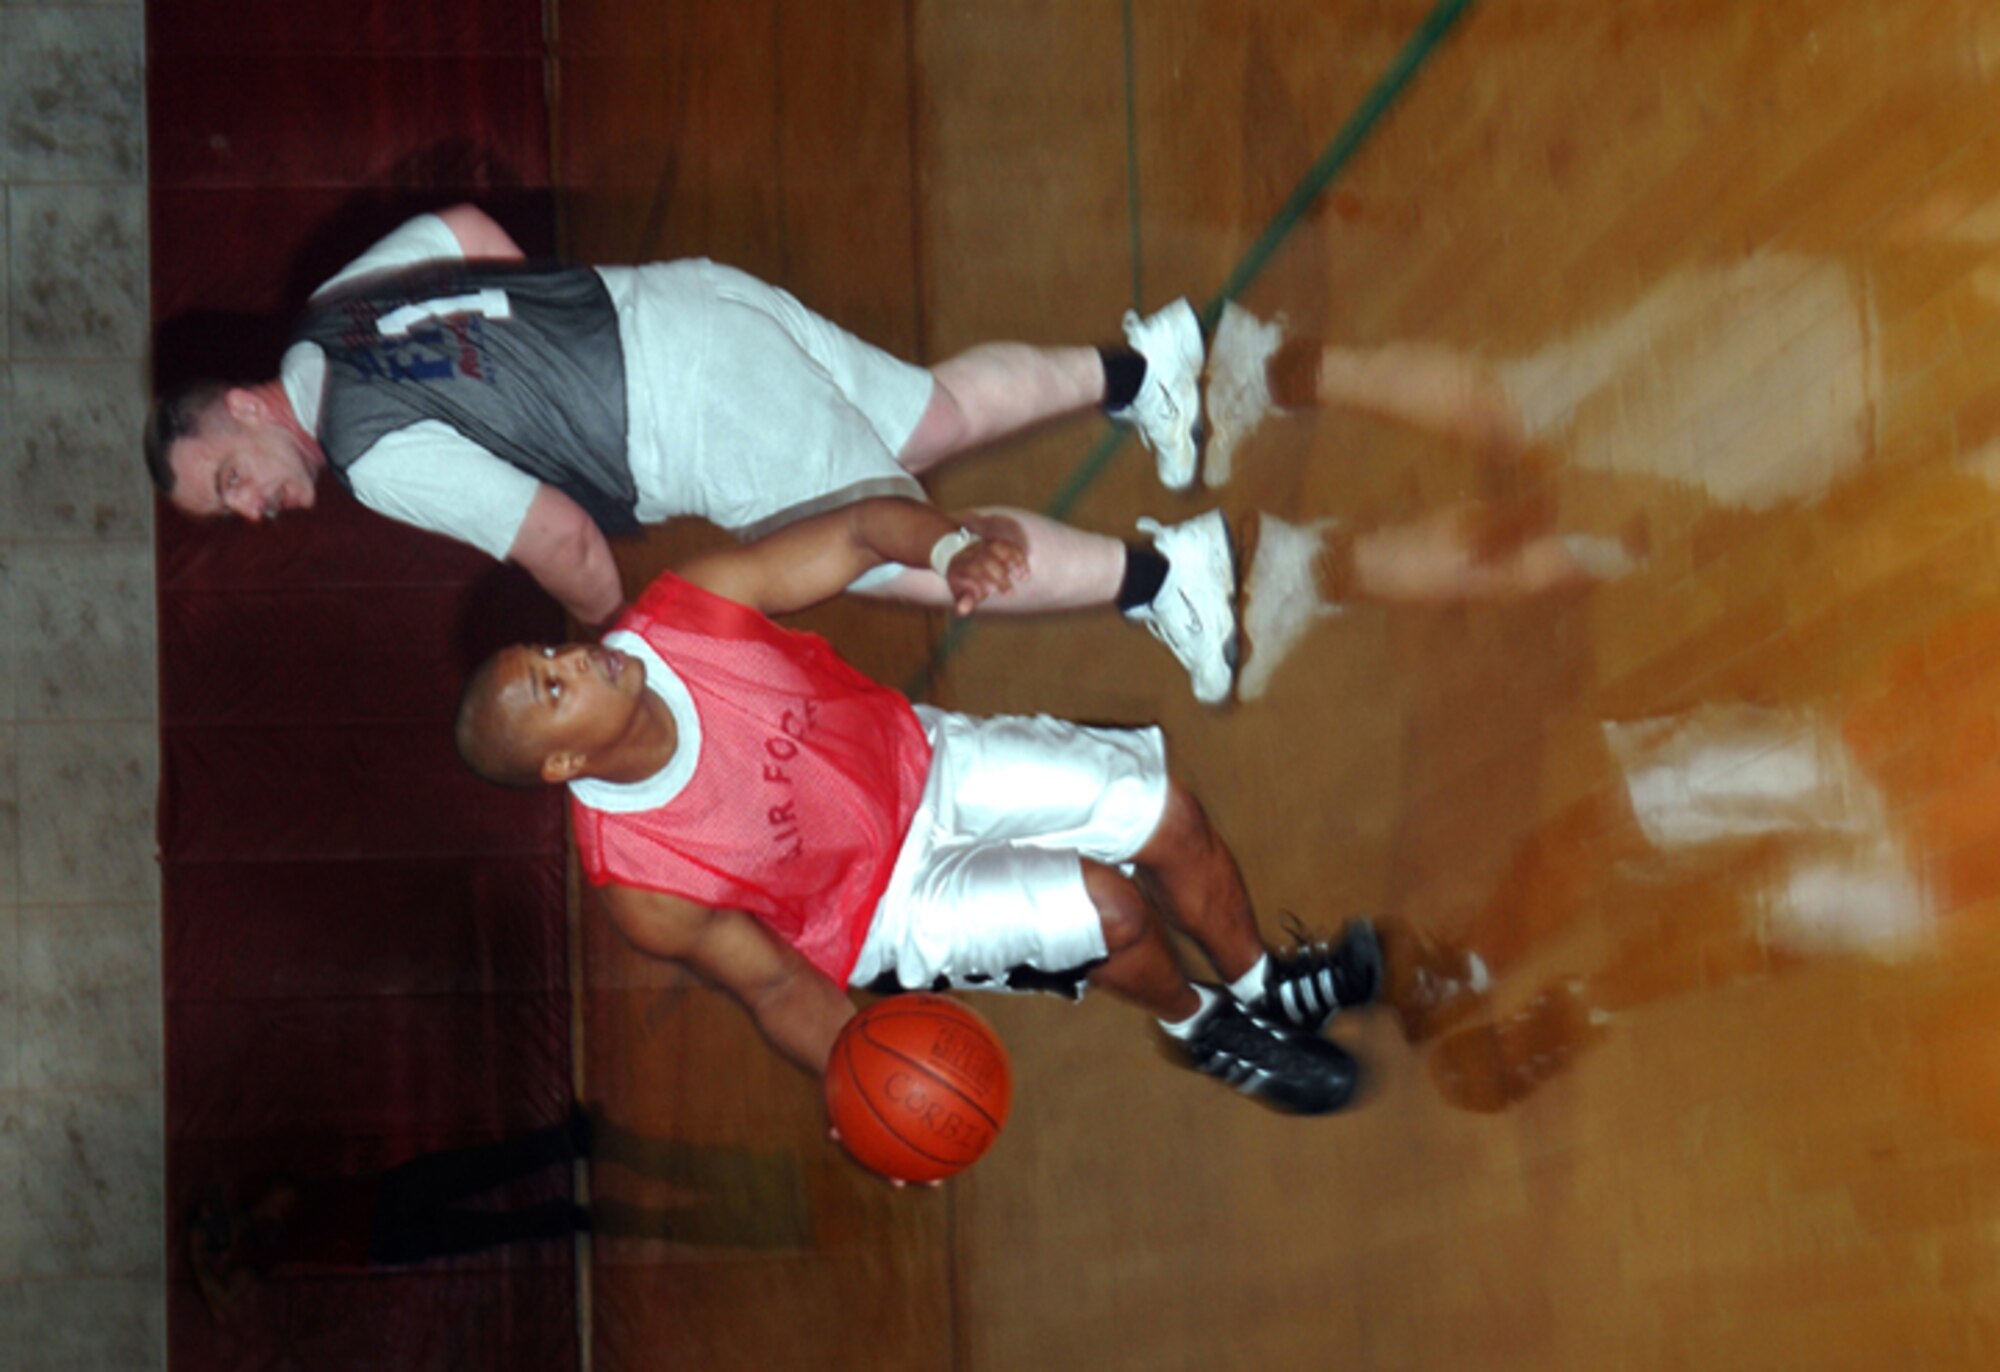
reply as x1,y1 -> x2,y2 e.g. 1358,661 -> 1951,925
0,177 -> 146,188
0,361 -> 146,372
7,716 -> 162,725
1,536 -> 157,547
0,1273 -> 171,1291
0,1085 -> 165,1103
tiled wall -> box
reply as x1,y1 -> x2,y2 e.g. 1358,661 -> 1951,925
0,0 -> 164,1369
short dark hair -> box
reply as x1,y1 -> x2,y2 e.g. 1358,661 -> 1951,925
454,650 -> 544,788
143,379 -> 230,496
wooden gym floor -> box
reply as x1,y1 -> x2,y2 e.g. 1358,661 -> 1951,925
550,2 -> 2000,1367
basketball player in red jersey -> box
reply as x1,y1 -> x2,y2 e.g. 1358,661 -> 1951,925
455,495 -> 1383,1117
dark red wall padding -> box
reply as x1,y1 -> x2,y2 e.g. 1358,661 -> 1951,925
148,2 -> 577,1366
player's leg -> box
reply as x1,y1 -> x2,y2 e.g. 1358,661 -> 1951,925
871,710 -> 1361,1112
852,505 -> 1240,704
899,299 -> 1206,491
1079,861 -> 1361,1115
1077,863 -> 1201,1021
693,271 -> 1232,699
855,832 -> 1359,1116
690,265 -> 1202,492
1123,779 -> 1263,985
895,344 -> 1104,466
1130,777 -> 1382,1035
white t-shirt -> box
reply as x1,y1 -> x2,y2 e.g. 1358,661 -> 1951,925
282,214 -> 543,559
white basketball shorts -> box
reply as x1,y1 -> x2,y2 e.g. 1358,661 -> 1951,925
848,707 -> 1171,998
607,259 -> 935,541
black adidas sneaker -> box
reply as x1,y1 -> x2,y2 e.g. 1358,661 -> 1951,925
1255,918 -> 1383,1033
1175,993 -> 1361,1115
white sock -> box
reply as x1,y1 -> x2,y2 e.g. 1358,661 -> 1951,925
1158,984 -> 1221,1039
1228,955 -> 1270,1006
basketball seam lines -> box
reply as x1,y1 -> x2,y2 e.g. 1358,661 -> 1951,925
856,1028 -> 1006,1135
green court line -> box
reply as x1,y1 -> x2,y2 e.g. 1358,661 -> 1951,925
1123,0 -> 1144,310
908,0 -> 1481,697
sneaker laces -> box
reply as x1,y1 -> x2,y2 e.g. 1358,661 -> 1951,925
1264,913 -> 1381,1028
1264,914 -> 1343,1027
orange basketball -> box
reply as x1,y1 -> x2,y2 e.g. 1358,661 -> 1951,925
824,993 -> 1014,1183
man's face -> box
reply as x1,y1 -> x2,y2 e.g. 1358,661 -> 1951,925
167,392 -> 320,523
493,642 -> 648,781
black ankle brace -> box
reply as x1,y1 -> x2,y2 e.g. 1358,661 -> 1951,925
1116,541 -> 1170,611
1098,346 -> 1147,412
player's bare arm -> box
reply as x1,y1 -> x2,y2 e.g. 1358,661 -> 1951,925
505,484 -> 626,628
682,496 -> 1029,618
433,203 -> 528,262
600,884 -> 854,1075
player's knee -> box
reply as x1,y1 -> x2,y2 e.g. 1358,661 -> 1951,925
1082,863 -> 1155,954
1145,778 -> 1217,861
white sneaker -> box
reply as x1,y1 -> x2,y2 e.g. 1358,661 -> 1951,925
1115,298 -> 1205,491
1203,302 -> 1287,489
1126,510 -> 1238,705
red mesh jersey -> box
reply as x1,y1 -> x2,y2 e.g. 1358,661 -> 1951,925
571,573 -> 932,981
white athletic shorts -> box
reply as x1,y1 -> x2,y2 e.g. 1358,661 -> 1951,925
606,259 -> 934,540
847,707 -> 1172,999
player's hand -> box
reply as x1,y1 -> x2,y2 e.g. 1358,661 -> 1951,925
943,515 -> 1031,616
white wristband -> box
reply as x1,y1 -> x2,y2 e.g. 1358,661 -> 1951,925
928,528 -> 982,579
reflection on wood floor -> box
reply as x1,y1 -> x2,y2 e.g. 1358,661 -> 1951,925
555,0 -> 2000,1366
